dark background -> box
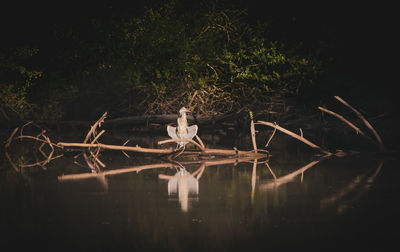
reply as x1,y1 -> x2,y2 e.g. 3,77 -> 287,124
2,1 -> 397,77
1,0 -> 398,119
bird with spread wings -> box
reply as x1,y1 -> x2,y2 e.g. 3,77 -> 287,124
167,107 -> 198,149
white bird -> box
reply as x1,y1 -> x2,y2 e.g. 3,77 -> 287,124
167,107 -> 198,148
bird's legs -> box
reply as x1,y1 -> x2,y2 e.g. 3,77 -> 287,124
173,145 -> 186,158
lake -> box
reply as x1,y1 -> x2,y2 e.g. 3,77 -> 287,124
1,130 -> 399,251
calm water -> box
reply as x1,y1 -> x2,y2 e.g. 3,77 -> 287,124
1,134 -> 399,251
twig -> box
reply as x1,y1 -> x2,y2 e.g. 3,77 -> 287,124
81,112 -> 107,172
94,156 -> 106,168
265,162 -> 277,180
19,154 -> 64,168
91,129 -> 105,144
5,152 -> 20,172
5,127 -> 19,148
83,151 -> 98,173
20,121 -> 33,138
188,90 -> 198,108
121,151 -> 130,158
334,96 -> 384,151
256,121 -> 332,155
84,112 -> 107,144
265,126 -> 276,148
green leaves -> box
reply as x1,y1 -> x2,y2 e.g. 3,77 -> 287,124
1,0 -> 324,119
0,47 -> 41,119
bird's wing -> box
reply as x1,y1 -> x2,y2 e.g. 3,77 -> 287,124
167,126 -> 178,139
186,125 -> 198,140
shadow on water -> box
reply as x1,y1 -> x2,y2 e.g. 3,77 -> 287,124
1,131 -> 399,251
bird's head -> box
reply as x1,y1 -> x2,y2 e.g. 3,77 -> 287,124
179,107 -> 191,116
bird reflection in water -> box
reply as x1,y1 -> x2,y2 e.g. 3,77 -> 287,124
159,165 -> 205,212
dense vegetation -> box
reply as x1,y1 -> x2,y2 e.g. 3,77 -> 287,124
1,0 -> 325,122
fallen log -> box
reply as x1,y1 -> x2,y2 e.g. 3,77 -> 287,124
57,142 -> 175,154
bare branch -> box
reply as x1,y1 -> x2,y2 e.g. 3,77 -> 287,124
5,127 -> 19,148
91,129 -> 105,144
256,121 -> 332,155
318,106 -> 367,137
265,126 -> 276,148
334,96 -> 384,151
250,118 -> 257,153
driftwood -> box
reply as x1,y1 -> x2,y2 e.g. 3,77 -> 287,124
5,111 -> 268,169
4,96 -> 385,171
5,122 -> 64,170
255,96 -> 386,155
317,96 -> 385,151
334,96 -> 385,151
56,112 -> 267,159
250,114 -> 258,154
318,106 -> 368,137
256,121 -> 332,155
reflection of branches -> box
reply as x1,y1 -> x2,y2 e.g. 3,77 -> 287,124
320,160 -> 384,214
59,162 -> 176,181
258,158 -> 325,191
192,163 -> 206,180
251,159 -> 257,202
5,123 -> 64,170
58,156 -> 264,182
82,112 -> 108,173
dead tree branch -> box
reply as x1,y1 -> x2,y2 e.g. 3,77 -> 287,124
250,117 -> 258,154
334,96 -> 384,151
256,121 -> 332,155
318,106 -> 367,137
5,124 -> 64,169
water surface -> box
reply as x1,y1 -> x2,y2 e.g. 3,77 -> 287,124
1,134 -> 399,251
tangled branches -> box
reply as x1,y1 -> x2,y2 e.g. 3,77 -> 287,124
5,122 -> 64,170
